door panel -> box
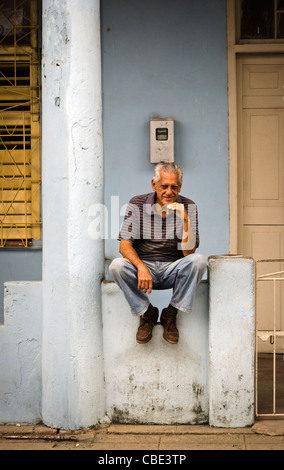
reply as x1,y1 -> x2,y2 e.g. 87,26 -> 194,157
238,55 -> 284,353
242,63 -> 284,96
243,109 -> 284,212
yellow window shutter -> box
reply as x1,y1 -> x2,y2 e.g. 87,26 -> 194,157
0,0 -> 40,247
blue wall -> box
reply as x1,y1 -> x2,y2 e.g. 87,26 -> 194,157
102,0 -> 229,262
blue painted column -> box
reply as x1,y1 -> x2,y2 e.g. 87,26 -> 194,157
41,0 -> 105,429
208,255 -> 255,427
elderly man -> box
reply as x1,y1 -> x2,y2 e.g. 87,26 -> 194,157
109,162 -> 207,344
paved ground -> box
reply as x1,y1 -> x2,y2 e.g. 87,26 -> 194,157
0,421 -> 284,451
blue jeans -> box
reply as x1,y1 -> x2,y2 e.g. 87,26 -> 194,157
109,253 -> 207,316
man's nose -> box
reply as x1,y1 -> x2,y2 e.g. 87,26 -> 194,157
166,187 -> 173,195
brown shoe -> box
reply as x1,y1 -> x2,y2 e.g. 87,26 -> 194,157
160,310 -> 179,344
136,308 -> 158,344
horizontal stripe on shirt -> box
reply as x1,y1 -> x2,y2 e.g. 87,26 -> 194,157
118,192 -> 199,262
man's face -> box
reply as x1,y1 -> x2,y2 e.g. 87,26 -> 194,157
151,170 -> 181,207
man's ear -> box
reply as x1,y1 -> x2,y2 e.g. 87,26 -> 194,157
151,179 -> 156,191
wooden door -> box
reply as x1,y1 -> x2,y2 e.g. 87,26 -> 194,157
237,55 -> 284,352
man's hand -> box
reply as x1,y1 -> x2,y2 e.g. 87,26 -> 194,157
167,203 -> 196,255
119,240 -> 153,293
167,202 -> 187,220
137,263 -> 153,294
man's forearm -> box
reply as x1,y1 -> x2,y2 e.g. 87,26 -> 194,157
119,240 -> 153,294
119,240 -> 144,268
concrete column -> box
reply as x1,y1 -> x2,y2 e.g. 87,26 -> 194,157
41,0 -> 105,429
208,255 -> 255,428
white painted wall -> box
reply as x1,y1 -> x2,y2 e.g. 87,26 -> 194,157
0,282 -> 42,424
0,257 -> 255,428
102,281 -> 209,424
102,255 -> 255,428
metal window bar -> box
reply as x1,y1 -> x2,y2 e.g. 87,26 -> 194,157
255,259 -> 284,418
239,0 -> 284,40
0,0 -> 41,247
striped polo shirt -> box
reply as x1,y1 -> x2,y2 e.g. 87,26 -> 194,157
118,192 -> 199,261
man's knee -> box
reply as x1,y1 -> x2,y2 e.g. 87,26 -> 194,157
193,253 -> 208,270
109,257 -> 126,277
184,253 -> 208,274
109,257 -> 136,281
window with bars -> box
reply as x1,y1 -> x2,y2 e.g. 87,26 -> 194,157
240,0 -> 284,39
0,0 -> 40,247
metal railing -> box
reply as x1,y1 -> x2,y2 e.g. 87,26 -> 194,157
255,259 -> 284,417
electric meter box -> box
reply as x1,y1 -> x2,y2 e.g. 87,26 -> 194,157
150,118 -> 175,163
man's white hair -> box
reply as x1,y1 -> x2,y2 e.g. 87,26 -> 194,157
153,162 -> 183,185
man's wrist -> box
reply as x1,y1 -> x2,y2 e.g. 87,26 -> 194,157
137,260 -> 146,269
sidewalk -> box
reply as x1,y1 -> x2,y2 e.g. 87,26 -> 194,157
0,420 -> 284,450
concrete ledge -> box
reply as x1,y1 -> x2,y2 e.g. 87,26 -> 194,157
102,281 -> 209,425
0,282 -> 42,425
0,256 -> 255,429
